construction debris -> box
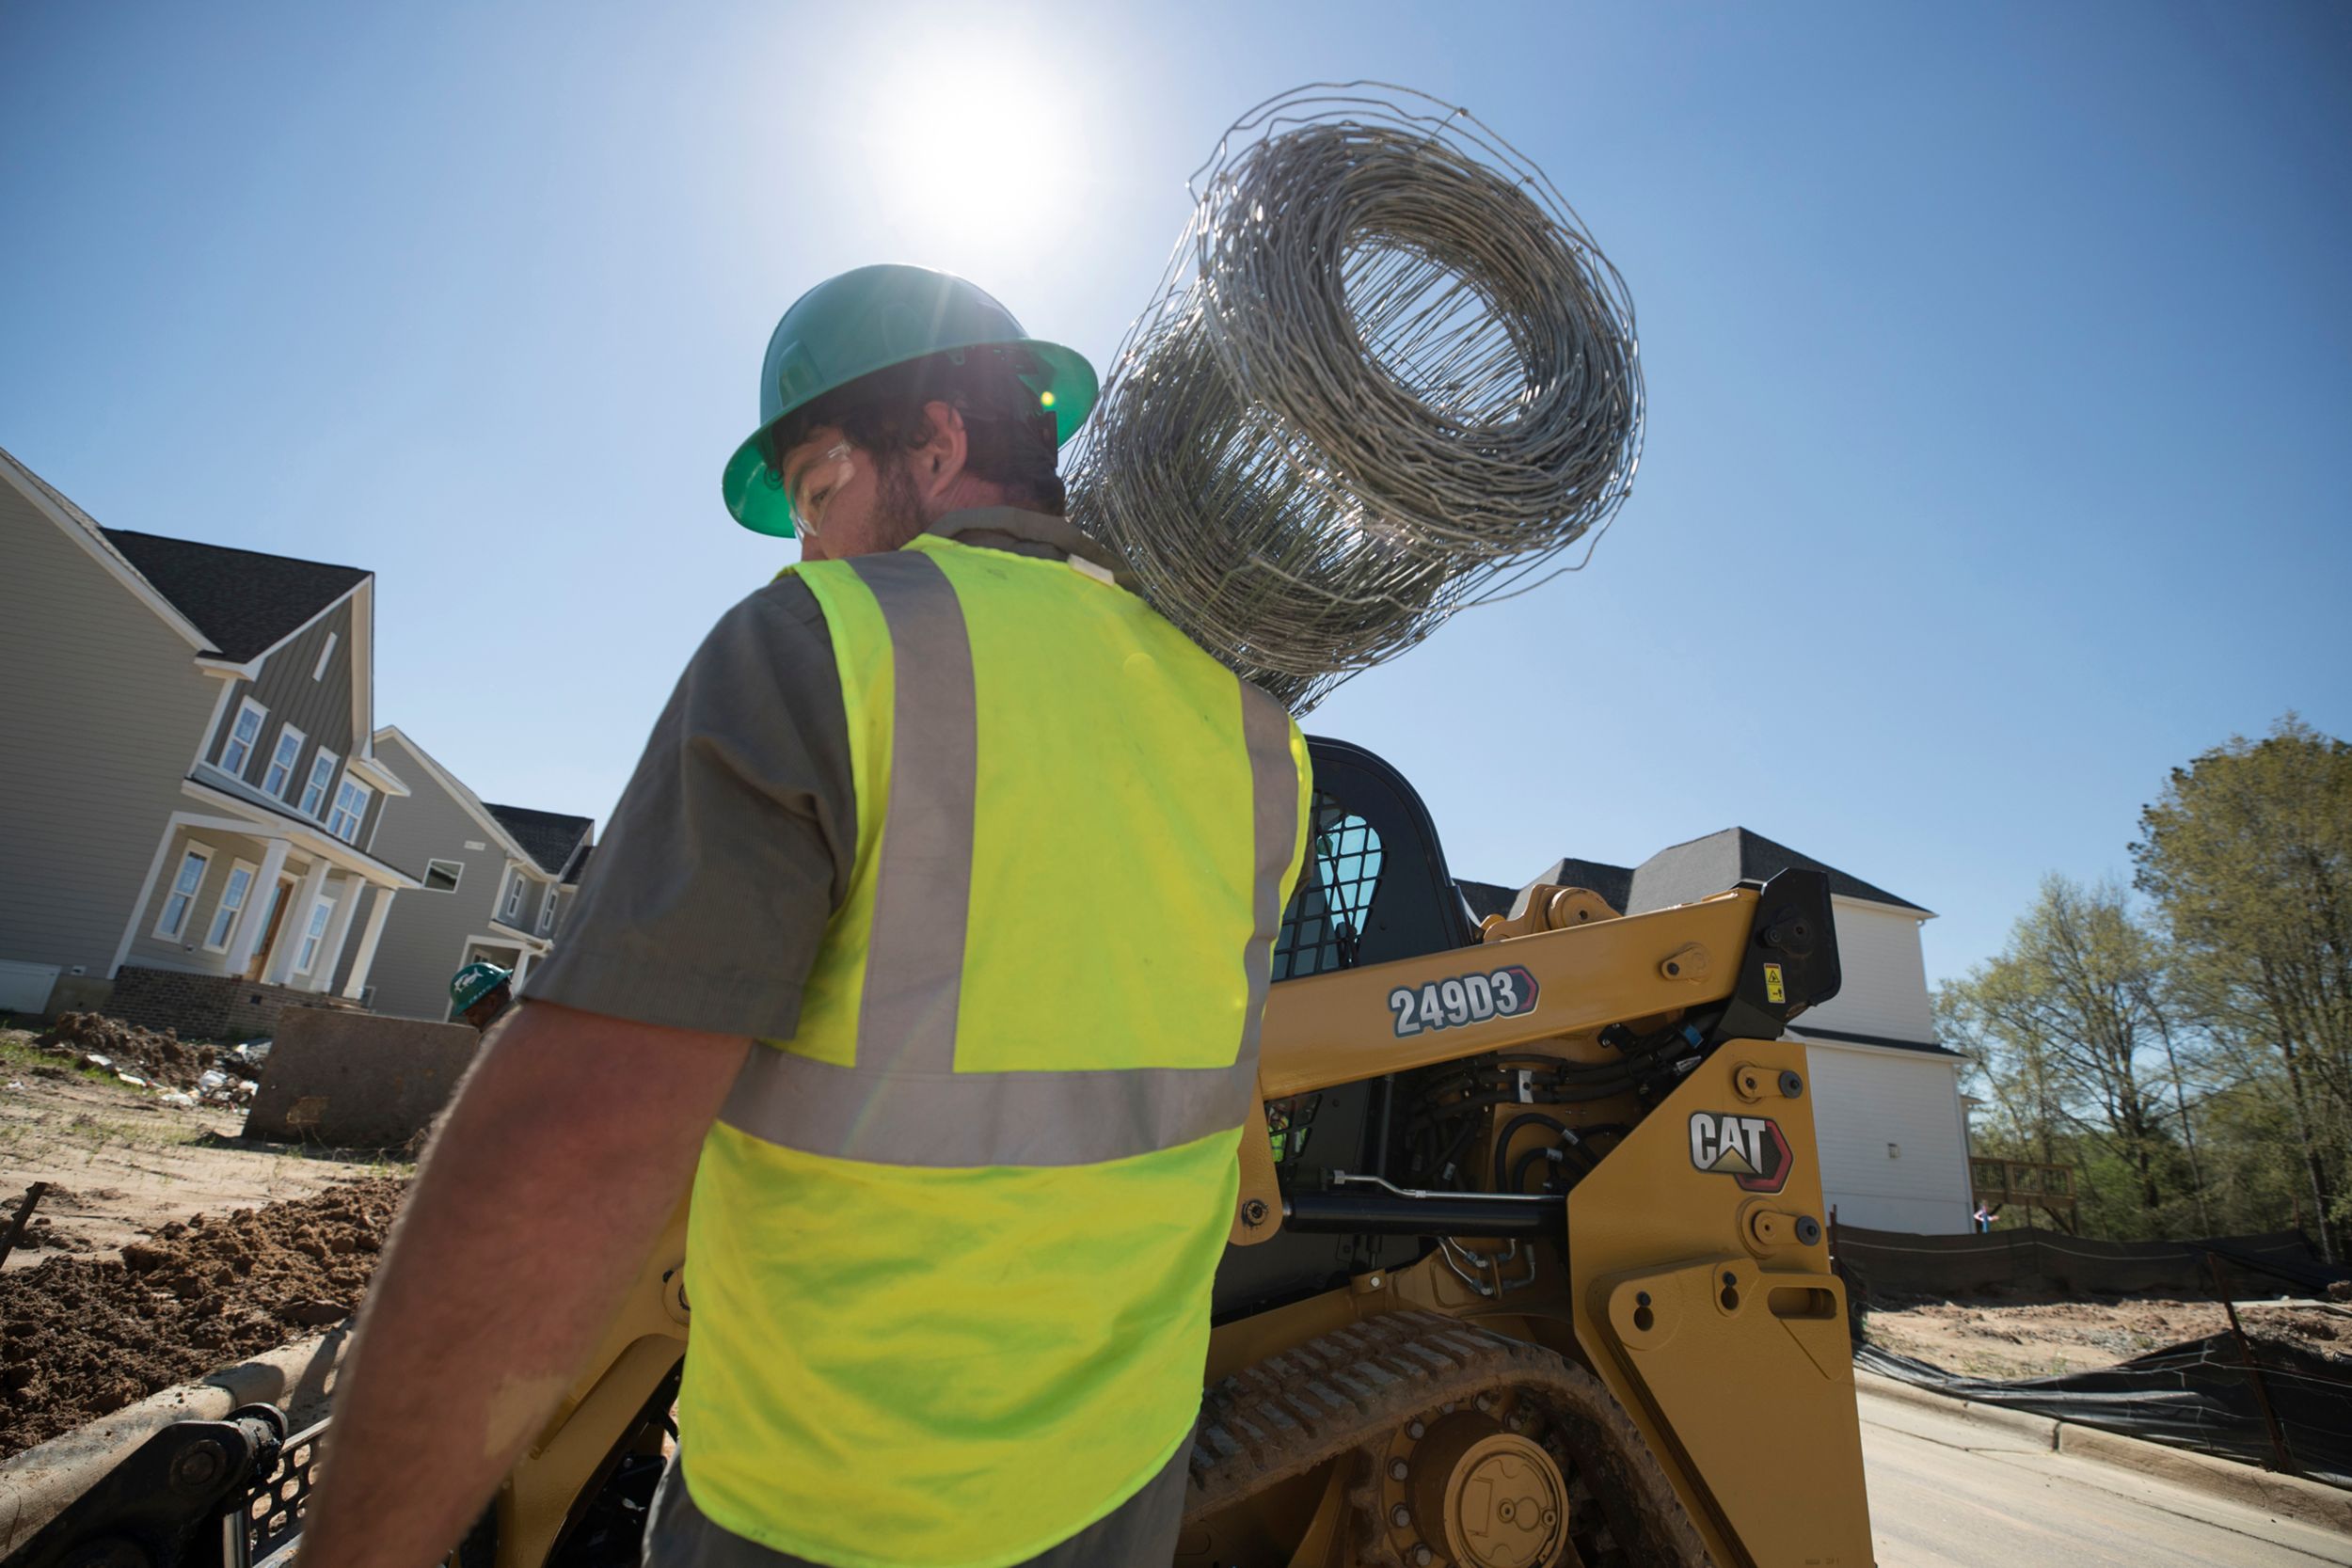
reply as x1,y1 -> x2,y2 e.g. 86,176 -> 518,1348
0,1179 -> 407,1459
26,1014 -> 258,1103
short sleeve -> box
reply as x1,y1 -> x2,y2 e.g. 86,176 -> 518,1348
519,576 -> 855,1037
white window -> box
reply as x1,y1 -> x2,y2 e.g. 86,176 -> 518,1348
502,874 -> 526,923
204,859 -> 258,951
424,859 -> 464,893
538,885 -> 559,936
327,778 -> 373,844
295,896 -> 334,974
221,698 -> 267,777
155,844 -> 213,942
312,632 -> 339,680
300,751 -> 340,817
262,725 -> 307,800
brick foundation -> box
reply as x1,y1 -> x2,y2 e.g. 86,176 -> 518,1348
108,966 -> 363,1042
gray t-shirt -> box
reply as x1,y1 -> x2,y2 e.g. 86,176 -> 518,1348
521,508 -> 1128,1038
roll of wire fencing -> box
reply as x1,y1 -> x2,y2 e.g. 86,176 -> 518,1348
1068,84 -> 1645,713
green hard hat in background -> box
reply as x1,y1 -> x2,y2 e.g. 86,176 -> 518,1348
722,263 -> 1100,538
450,960 -> 513,1013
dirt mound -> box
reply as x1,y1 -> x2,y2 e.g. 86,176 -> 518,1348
31,1013 -> 223,1090
1861,1289 -> 2352,1380
0,1178 -> 406,1458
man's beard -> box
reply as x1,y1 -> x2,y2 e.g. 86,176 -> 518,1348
870,451 -> 930,550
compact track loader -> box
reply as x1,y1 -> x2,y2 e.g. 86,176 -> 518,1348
10,737 -> 1873,1568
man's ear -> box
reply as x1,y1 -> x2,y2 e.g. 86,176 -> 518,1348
913,400 -> 969,504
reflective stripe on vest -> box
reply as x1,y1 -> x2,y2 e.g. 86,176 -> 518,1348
677,534 -> 1311,1568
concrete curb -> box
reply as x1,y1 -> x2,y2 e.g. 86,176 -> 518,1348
0,1329 -> 350,1555
1855,1369 -> 2352,1535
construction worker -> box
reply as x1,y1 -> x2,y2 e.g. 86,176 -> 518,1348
447,960 -> 514,1032
301,264 -> 1311,1568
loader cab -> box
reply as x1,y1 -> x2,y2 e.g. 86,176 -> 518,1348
1216,736 -> 1479,1322
1274,736 -> 1478,982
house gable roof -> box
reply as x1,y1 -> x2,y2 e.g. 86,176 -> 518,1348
101,529 -> 369,663
2,445 -> 215,652
484,802 -> 595,879
1618,827 -> 1929,915
1495,831 -> 1930,922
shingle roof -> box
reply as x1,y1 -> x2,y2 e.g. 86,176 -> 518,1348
102,529 -> 369,662
1457,879 -> 1518,923
485,803 -> 595,878
561,841 -> 594,886
1618,828 -> 1928,914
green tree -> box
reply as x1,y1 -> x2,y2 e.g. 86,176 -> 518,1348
1941,877 -> 2198,1236
2133,715 -> 2352,1259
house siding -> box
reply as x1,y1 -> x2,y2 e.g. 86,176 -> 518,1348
0,479 -> 220,979
351,733 -> 532,1021
1804,1040 -> 1975,1233
205,597 -> 358,810
124,826 -> 276,972
1799,900 -> 1938,1043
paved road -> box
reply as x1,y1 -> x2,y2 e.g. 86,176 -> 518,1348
1860,1386 -> 2350,1566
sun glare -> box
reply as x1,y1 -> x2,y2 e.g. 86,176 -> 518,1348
864,32 -> 1076,275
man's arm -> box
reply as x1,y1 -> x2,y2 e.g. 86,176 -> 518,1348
295,1001 -> 747,1568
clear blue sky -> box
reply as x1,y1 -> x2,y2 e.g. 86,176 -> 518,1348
6,2 -> 2346,989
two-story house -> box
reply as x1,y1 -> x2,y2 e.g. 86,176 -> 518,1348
1462,827 -> 1974,1233
344,726 -> 593,1020
0,446 -> 420,1037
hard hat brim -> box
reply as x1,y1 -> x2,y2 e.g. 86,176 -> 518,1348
723,338 -> 1099,538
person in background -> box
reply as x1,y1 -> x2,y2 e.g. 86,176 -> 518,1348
448,961 -> 514,1033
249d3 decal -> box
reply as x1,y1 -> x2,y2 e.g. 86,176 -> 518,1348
1388,964 -> 1539,1037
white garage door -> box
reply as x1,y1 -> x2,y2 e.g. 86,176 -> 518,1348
0,959 -> 60,1015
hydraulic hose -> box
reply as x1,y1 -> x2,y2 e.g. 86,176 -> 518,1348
1492,1112 -> 1569,1192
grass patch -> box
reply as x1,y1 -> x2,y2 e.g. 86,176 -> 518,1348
0,1036 -> 123,1087
62,1111 -> 180,1150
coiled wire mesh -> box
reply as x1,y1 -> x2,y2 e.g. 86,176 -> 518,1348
1068,83 -> 1645,712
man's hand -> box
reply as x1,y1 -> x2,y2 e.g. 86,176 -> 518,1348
295,1001 -> 747,1568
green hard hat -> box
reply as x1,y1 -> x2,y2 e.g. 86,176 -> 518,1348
450,960 -> 513,1013
722,263 -> 1099,538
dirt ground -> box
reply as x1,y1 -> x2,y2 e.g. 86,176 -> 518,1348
1,1026 -> 417,1457
0,1177 -> 406,1457
2,1028 -> 403,1270
1863,1290 -> 2352,1380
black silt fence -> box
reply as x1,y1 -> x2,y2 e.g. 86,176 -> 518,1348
1835,1224 -> 2330,1300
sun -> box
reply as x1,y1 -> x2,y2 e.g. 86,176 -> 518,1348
860,32 -> 1079,276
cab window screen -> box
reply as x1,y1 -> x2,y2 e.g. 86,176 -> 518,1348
1273,793 -> 1383,980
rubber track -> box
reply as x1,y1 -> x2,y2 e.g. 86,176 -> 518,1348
1185,1310 -> 1712,1566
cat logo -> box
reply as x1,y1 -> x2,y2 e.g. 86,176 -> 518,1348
1687,1111 -> 1792,1194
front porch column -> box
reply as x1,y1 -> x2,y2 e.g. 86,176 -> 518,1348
512,949 -> 535,994
309,875 -> 363,993
342,888 -> 396,1001
224,838 -> 291,975
265,859 -> 331,987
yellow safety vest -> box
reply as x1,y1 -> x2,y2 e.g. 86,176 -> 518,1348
677,531 -> 1311,1568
